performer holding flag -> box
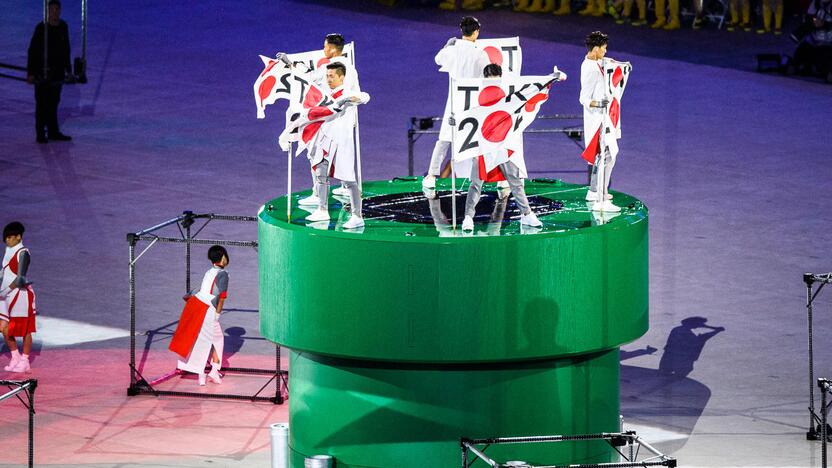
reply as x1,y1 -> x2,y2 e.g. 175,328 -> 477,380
460,64 -> 567,231
580,31 -> 630,213
170,246 -> 229,386
291,62 -> 370,229
422,16 -> 490,191
276,33 -> 361,207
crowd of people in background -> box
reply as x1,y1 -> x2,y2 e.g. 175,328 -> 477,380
422,0 -> 832,82
431,0 -> 804,35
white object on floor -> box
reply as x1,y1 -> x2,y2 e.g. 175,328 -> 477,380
298,195 -> 321,206
585,190 -> 613,201
592,200 -> 621,212
343,215 -> 365,230
422,175 -> 436,189
306,209 -> 330,222
520,212 -> 543,227
462,216 -> 474,231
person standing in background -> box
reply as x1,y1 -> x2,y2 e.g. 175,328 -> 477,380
27,0 -> 73,144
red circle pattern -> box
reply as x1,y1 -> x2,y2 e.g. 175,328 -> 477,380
478,86 -> 505,107
481,111 -> 513,143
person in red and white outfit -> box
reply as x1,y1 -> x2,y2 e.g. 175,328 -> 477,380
0,222 -> 37,374
169,245 -> 229,386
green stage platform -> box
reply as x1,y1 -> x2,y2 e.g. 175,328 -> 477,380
259,177 -> 649,467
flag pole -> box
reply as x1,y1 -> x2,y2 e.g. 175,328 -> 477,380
350,42 -> 363,194
287,142 -> 294,222
449,76 -> 457,231
596,58 -> 608,210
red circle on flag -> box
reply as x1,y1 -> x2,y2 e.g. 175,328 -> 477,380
609,98 -> 620,128
481,111 -> 512,143
524,93 -> 548,112
483,46 -> 503,66
317,57 -> 330,68
478,86 -> 505,107
258,76 -> 276,101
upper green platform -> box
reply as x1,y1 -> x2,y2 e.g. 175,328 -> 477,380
258,177 -> 648,363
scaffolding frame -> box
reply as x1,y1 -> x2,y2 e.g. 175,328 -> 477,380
806,272 -> 832,439
460,431 -> 676,468
0,379 -> 37,468
406,114 -> 590,185
126,211 -> 286,404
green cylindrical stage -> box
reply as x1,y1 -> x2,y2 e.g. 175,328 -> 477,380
259,178 -> 648,468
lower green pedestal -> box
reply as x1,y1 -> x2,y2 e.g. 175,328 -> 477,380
258,178 -> 649,468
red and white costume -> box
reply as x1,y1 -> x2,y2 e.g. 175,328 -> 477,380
169,266 -> 227,374
0,244 -> 37,338
307,85 -> 370,183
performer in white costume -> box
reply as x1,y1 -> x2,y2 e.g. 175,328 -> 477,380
278,33 -> 361,206
304,63 -> 370,230
461,64 -> 560,231
423,16 -> 490,190
579,31 -> 621,213
0,222 -> 37,373
170,246 -> 229,386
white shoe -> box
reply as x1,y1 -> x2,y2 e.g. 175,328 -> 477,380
422,187 -> 437,200
207,368 -> 222,384
422,175 -> 436,189
585,190 -> 613,201
462,216 -> 474,231
4,354 -> 20,371
332,186 -> 349,197
343,214 -> 365,230
306,209 -> 330,222
11,358 -> 30,374
198,373 -> 207,386
298,195 -> 321,206
592,200 -> 621,212
520,212 -> 543,227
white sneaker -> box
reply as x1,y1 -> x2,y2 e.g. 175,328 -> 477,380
306,209 -> 330,222
4,354 -> 20,371
462,216 -> 474,231
207,368 -> 222,384
422,187 -> 437,200
520,212 -> 543,227
198,373 -> 207,386
343,215 -> 365,230
591,200 -> 621,212
11,358 -> 30,374
422,175 -> 436,189
332,186 -> 349,197
585,190 -> 613,201
298,195 -> 321,206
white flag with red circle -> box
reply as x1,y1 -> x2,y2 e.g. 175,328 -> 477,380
581,59 -> 631,164
476,37 -> 522,76
451,75 -> 557,164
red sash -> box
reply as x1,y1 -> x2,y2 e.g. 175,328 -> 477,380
169,296 -> 210,359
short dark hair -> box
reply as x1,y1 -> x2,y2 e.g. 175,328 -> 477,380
208,245 -> 228,264
325,33 -> 345,52
483,63 -> 502,78
48,0 -> 61,5
585,31 -> 609,51
326,62 -> 347,77
3,222 -> 25,239
460,16 -> 480,37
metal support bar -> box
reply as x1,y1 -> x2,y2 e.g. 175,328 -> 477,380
806,272 -> 832,440
461,431 -> 675,468
127,212 -> 285,405
406,114 -> 585,177
0,380 -> 37,468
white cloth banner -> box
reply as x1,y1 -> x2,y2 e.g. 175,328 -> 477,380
451,75 -> 557,169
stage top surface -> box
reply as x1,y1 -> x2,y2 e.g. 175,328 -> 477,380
259,177 -> 646,241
